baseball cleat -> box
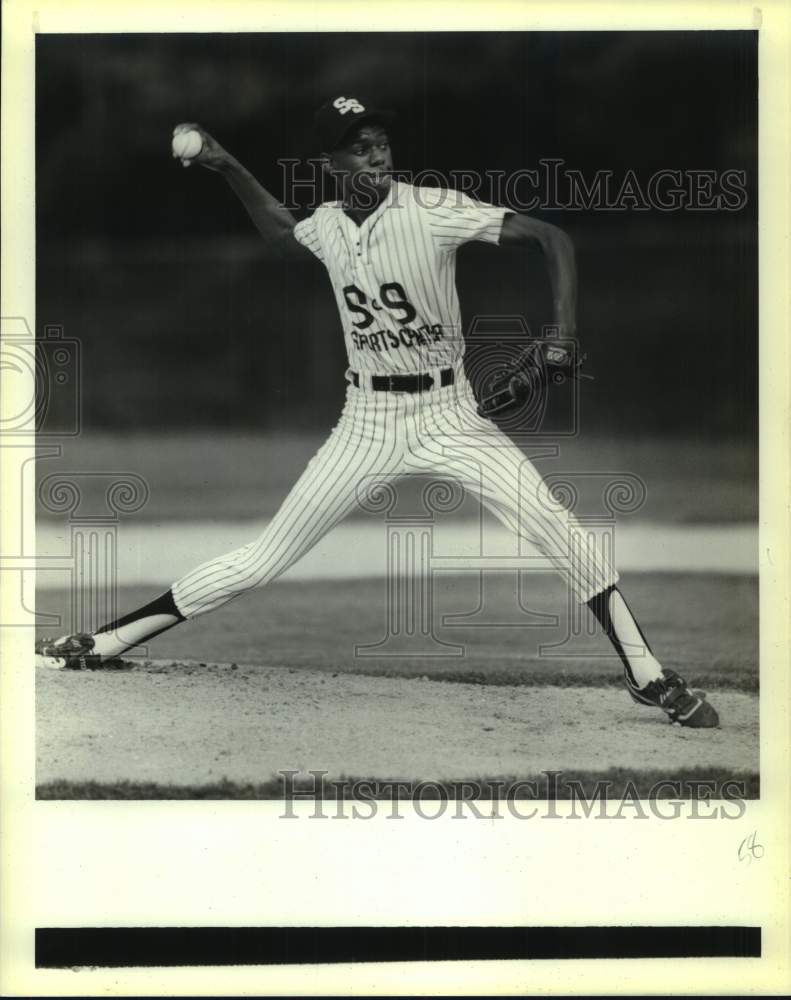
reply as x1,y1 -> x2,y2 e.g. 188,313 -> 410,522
35,632 -> 102,671
624,668 -> 720,728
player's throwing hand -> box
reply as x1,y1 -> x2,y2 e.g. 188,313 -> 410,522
171,122 -> 231,172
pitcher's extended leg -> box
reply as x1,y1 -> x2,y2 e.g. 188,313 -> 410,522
410,397 -> 718,727
39,398 -> 401,664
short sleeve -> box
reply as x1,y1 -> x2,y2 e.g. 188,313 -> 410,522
293,215 -> 325,262
422,188 -> 511,252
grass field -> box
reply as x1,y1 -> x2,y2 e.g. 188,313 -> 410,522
37,432 -> 756,524
37,573 -> 757,686
36,572 -> 759,800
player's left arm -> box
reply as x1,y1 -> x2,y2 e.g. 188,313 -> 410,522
499,214 -> 577,336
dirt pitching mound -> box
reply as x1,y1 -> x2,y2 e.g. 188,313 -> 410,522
37,661 -> 758,790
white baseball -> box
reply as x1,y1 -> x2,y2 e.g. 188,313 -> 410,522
172,130 -> 203,160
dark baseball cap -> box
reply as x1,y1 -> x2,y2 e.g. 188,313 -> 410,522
314,95 -> 395,151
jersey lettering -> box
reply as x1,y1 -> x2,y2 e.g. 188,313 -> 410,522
350,324 -> 444,354
380,283 -> 417,325
343,281 -> 417,329
342,285 -> 374,328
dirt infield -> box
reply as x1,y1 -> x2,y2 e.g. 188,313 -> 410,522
36,574 -> 759,797
36,659 -> 758,791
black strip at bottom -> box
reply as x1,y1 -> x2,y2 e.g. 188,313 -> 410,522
36,925 -> 761,968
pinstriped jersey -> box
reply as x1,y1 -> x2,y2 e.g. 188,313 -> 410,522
293,181 -> 510,374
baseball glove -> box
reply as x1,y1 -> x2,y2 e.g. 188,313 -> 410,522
476,339 -> 591,419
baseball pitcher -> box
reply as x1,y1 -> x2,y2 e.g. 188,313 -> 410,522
37,95 -> 718,728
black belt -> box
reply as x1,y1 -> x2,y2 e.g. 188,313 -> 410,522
350,368 -> 454,393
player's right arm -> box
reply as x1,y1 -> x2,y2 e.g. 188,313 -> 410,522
173,122 -> 314,262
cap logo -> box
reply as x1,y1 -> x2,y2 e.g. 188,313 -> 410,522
333,96 -> 365,115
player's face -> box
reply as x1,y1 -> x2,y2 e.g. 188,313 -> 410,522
329,124 -> 393,202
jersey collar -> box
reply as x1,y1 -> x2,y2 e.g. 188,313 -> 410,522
341,178 -> 400,230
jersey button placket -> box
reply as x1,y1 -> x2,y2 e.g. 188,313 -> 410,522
357,235 -> 370,272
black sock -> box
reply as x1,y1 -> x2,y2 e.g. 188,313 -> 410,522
96,589 -> 185,634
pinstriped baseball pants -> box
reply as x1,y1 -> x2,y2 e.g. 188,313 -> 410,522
171,372 -> 619,619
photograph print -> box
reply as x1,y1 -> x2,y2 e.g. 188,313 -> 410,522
33,30 -> 758,804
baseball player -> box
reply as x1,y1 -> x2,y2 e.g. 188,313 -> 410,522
36,95 -> 719,728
